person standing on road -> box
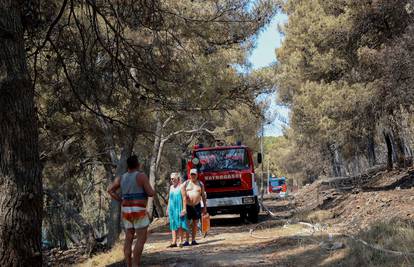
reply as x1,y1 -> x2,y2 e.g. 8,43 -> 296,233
107,155 -> 155,267
183,168 -> 207,246
166,172 -> 188,247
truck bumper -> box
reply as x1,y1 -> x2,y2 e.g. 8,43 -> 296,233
207,196 -> 259,215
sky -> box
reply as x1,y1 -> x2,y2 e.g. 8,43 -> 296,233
249,13 -> 289,137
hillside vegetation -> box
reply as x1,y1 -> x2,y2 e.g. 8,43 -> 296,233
268,0 -> 414,188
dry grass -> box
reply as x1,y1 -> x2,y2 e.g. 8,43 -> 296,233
75,242 -> 124,267
294,209 -> 334,224
306,210 -> 334,223
75,219 -> 170,267
74,219 -> 414,267
75,223 -> 308,267
343,219 -> 414,267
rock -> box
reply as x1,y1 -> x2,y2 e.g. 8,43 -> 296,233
319,241 -> 330,250
320,241 -> 345,251
330,242 -> 345,250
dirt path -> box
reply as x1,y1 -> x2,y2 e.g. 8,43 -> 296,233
139,218 -> 307,266
93,198 -> 347,267
76,173 -> 413,267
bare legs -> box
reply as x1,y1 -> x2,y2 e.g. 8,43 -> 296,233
124,227 -> 148,267
124,229 -> 135,267
171,228 -> 185,246
185,219 -> 198,242
171,230 -> 177,245
177,228 -> 183,244
133,228 -> 148,266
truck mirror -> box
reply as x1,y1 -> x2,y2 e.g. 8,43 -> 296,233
257,153 -> 262,164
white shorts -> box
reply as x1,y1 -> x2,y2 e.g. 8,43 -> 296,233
123,215 -> 150,230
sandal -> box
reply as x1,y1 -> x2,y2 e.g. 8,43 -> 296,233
191,240 -> 199,246
182,241 -> 190,246
167,243 -> 177,248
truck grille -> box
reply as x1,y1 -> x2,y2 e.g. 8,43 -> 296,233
205,179 -> 241,188
207,190 -> 253,199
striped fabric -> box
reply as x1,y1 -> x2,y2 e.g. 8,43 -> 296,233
122,199 -> 147,207
120,173 -> 148,222
121,198 -> 148,221
122,192 -> 147,200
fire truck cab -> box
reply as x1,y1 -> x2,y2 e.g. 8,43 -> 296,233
186,143 -> 261,222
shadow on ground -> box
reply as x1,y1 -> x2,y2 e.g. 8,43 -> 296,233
107,234 -> 350,267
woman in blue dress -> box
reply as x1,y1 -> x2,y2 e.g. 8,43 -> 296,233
167,172 -> 188,247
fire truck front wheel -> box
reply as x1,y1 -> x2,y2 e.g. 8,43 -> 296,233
240,211 -> 247,220
247,204 -> 259,223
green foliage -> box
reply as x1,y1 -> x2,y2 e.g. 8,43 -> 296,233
31,0 -> 279,247
274,0 -> 414,182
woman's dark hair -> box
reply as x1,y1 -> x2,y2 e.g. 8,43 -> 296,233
127,155 -> 139,169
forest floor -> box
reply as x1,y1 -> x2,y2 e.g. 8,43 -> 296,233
73,169 -> 414,267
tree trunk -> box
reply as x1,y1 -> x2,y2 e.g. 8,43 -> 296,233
148,116 -> 210,218
404,143 -> 413,166
328,144 -> 344,177
97,118 -> 135,247
179,135 -> 196,180
44,197 -> 67,249
51,208 -> 67,250
350,155 -> 360,176
383,131 -> 394,171
106,146 -> 132,247
367,135 -> 377,167
148,114 -> 162,220
154,193 -> 165,217
0,2 -> 43,266
392,129 -> 409,168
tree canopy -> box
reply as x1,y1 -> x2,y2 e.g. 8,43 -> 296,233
271,0 -> 414,184
1,1 -> 280,265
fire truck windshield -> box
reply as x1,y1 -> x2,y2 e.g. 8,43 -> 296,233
195,148 -> 250,172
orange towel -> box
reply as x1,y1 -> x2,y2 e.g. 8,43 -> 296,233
201,213 -> 210,235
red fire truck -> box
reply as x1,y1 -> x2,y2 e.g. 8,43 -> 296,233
186,142 -> 261,222
268,176 -> 287,197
